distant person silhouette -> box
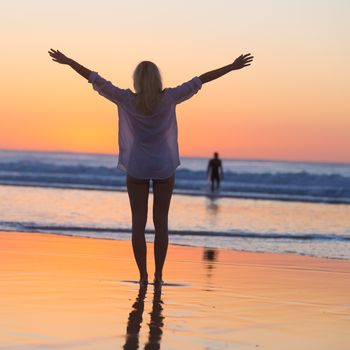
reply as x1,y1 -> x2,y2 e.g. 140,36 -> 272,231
207,152 -> 223,192
48,48 -> 253,285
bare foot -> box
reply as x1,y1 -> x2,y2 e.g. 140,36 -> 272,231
153,274 -> 164,285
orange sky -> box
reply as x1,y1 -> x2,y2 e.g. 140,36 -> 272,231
1,1 -> 349,162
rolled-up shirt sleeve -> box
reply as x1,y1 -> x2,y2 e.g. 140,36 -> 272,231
88,71 -> 129,105
166,77 -> 202,104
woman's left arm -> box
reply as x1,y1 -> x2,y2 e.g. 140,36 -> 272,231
48,49 -> 91,80
199,53 -> 254,84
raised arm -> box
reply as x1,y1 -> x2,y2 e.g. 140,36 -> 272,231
48,48 -> 129,105
48,49 -> 91,80
199,53 -> 253,84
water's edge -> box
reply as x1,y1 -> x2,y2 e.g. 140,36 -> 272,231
1,228 -> 348,261
1,181 -> 349,204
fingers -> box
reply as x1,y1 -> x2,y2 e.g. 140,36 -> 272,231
233,52 -> 254,69
48,49 -> 58,58
235,53 -> 254,63
48,48 -> 63,57
242,53 -> 254,66
48,48 -> 61,63
48,49 -> 65,63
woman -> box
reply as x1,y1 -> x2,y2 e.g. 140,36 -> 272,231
48,49 -> 253,285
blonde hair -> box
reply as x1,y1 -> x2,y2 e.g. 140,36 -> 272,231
133,61 -> 162,115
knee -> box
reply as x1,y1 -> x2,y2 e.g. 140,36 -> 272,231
132,214 -> 147,232
153,213 -> 168,232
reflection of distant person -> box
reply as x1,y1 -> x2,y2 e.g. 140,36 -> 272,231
203,248 -> 218,261
207,152 -> 223,192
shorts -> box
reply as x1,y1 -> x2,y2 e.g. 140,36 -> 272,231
126,173 -> 175,185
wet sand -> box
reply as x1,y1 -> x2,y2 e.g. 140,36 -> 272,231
1,231 -> 349,349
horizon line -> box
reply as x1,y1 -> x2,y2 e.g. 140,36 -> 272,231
0,147 -> 349,166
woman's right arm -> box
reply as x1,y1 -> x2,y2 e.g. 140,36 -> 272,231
48,49 -> 91,80
48,48 -> 129,105
199,53 -> 253,84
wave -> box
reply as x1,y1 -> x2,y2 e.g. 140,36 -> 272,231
1,158 -> 350,204
1,221 -> 350,242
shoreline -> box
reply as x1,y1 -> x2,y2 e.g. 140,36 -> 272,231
1,181 -> 349,204
1,231 -> 350,349
1,229 -> 349,262
2,230 -> 350,264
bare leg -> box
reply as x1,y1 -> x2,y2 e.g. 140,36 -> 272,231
127,175 -> 150,284
216,178 -> 220,191
152,174 -> 175,283
211,178 -> 215,192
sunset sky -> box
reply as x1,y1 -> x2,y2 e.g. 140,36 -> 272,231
1,0 -> 349,162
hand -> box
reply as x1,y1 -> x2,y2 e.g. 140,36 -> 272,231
48,48 -> 71,65
232,53 -> 254,70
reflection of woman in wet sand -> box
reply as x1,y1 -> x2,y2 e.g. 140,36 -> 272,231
48,48 -> 253,285
123,284 -> 164,350
123,285 -> 147,350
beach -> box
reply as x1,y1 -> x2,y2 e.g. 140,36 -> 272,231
2,0 -> 350,348
1,231 -> 349,349
1,151 -> 350,349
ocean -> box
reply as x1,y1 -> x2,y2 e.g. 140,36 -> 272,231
1,149 -> 349,259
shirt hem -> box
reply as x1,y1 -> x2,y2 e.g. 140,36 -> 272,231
117,162 -> 180,180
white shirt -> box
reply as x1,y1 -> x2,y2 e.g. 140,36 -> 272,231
88,71 -> 202,179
